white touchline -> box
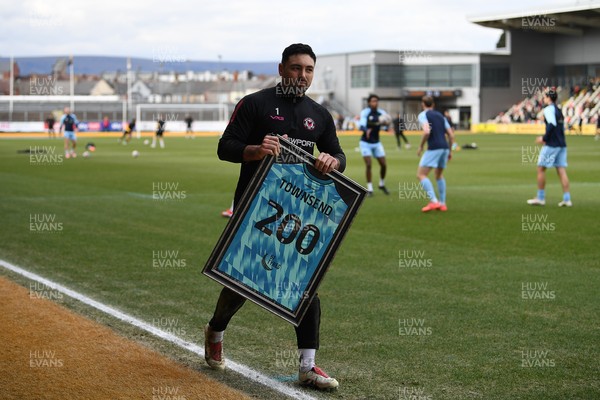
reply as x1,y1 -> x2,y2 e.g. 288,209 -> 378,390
1,259 -> 318,400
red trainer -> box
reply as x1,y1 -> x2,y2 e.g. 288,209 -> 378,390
299,366 -> 339,390
421,202 -> 441,212
438,204 -> 448,212
221,208 -> 233,218
204,324 -> 225,370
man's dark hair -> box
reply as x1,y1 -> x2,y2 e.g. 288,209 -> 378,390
367,94 -> 379,103
545,87 -> 558,102
281,43 -> 316,65
422,95 -> 434,107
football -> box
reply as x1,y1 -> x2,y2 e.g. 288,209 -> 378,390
378,113 -> 392,126
82,151 -> 90,158
132,150 -> 140,158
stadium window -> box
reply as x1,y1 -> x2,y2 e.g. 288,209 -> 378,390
351,65 -> 371,88
481,64 -> 510,87
428,65 -> 451,87
376,65 -> 402,88
402,66 -> 428,87
450,65 -> 473,87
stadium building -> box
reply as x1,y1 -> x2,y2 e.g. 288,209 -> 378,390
1,4 -> 598,133
311,3 -> 600,130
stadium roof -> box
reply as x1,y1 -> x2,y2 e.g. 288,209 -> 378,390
468,3 -> 600,36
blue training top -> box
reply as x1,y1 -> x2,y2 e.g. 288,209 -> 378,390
359,107 -> 387,144
60,113 -> 79,132
418,109 -> 450,150
542,104 -> 566,148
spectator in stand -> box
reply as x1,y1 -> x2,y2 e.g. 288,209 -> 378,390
496,112 -> 509,124
101,116 -> 111,132
493,82 -> 600,128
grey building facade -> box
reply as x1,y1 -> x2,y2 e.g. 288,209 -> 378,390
310,4 -> 599,128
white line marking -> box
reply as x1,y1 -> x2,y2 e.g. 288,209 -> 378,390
0,259 -> 318,400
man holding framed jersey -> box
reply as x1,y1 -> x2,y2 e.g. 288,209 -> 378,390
205,43 -> 345,391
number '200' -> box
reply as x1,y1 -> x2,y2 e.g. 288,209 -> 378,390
254,200 -> 320,255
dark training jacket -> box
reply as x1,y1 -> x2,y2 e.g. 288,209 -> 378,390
218,85 -> 346,205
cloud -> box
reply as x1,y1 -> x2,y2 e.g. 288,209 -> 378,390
0,0 -> 578,60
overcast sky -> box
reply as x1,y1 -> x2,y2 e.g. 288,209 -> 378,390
1,0 -> 596,61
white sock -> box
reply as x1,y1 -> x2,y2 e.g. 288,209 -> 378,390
298,348 -> 316,372
159,139 -> 165,148
367,182 -> 373,192
379,179 -> 385,187
209,329 -> 224,343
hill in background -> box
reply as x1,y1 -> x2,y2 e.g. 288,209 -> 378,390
0,56 -> 277,76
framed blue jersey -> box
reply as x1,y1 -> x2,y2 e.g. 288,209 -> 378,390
203,136 -> 367,326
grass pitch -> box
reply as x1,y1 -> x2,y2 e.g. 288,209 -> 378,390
1,133 -> 599,399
